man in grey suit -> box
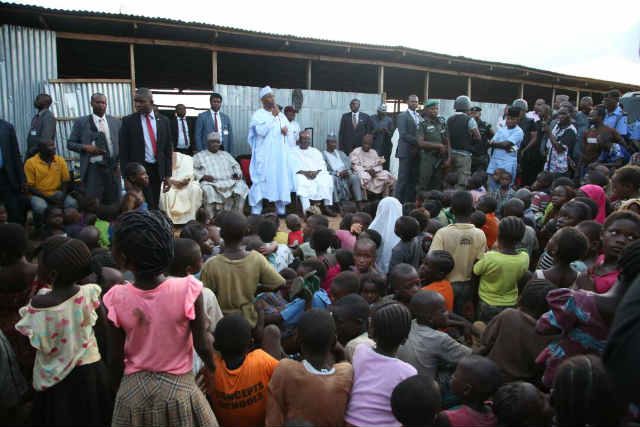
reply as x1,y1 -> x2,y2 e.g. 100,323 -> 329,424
194,92 -> 234,154
67,93 -> 122,204
394,94 -> 421,203
26,93 -> 57,158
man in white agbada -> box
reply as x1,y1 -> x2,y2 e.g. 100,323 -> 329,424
159,150 -> 203,224
193,131 -> 249,217
291,130 -> 336,215
248,86 -> 294,215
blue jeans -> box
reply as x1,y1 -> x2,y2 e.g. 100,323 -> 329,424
30,192 -> 77,216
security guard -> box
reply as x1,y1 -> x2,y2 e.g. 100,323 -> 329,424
470,106 -> 494,174
417,99 -> 450,192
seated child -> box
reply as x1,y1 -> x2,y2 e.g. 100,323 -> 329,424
76,225 -> 101,251
180,220 -> 215,262
493,382 -> 550,427
95,202 -> 119,248
299,214 -> 329,259
502,198 -> 539,263
330,294 -> 375,362
383,263 -> 421,308
309,227 -> 340,291
575,211 -> 640,293
530,171 -> 554,219
345,303 -> 417,427
286,213 -> 303,247
353,237 -> 379,275
42,206 -> 66,238
16,237 -> 112,426
391,375 -> 442,427
200,211 -> 285,327
473,217 -> 529,323
439,355 -> 502,426
266,309 -> 353,427
409,208 -> 431,255
470,210 -> 486,229
477,196 -> 498,249
574,220 -> 602,271
477,280 -> 557,384
430,191 -> 487,320
63,207 -> 84,237
389,216 -> 424,271
467,171 -> 487,207
419,250 -> 455,312
535,228 -> 588,288
359,272 -> 386,306
329,271 -> 360,303
489,170 -> 515,214
205,314 -> 280,427
335,249 -> 355,272
397,291 -> 471,403
611,165 -> 640,209
120,162 -> 148,213
258,219 -> 294,273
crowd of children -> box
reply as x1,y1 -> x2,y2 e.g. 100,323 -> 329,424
3,163 -> 640,427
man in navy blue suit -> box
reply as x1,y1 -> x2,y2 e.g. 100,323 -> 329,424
195,93 -> 234,154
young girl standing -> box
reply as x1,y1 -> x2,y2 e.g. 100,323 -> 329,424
103,210 -> 217,427
15,236 -> 112,426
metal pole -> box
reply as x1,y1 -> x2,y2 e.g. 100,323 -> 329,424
212,51 -> 218,90
424,72 -> 430,101
129,44 -> 136,109
519,83 -> 524,99
467,77 -> 472,98
306,59 -> 312,89
377,65 -> 384,94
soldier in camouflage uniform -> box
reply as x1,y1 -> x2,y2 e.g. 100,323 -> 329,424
417,100 -> 450,192
470,106 -> 494,174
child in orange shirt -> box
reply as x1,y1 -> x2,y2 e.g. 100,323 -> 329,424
204,314 -> 280,427
478,195 -> 499,250
419,250 -> 455,313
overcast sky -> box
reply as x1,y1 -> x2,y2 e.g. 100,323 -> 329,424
13,0 -> 640,85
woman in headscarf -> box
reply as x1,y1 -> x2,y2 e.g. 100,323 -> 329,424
369,197 -> 403,274
579,184 -> 607,224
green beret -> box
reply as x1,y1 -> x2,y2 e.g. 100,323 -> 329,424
424,99 -> 438,108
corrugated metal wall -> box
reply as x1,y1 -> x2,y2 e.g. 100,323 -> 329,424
43,81 -> 133,173
0,25 -> 57,156
216,84 -> 382,153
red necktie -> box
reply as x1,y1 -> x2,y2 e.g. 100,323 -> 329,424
145,113 -> 158,157
213,112 -> 219,132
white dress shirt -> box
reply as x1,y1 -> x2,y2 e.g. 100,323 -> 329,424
352,111 -> 360,126
176,116 -> 190,148
210,109 -> 223,143
92,113 -> 112,153
140,111 -> 157,163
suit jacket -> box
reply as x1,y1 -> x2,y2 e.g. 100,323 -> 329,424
194,110 -> 234,154
67,115 -> 121,179
26,108 -> 57,155
170,115 -> 195,152
0,119 -> 26,190
396,110 -> 419,158
119,112 -> 172,179
338,111 -> 370,154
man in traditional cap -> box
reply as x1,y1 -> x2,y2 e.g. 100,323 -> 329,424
193,131 -> 247,217
469,106 -> 494,174
417,100 -> 449,192
338,98 -> 370,154
369,104 -> 394,170
291,130 -> 336,216
486,107 -> 524,191
284,106 -> 301,148
323,131 -> 363,206
247,86 -> 293,215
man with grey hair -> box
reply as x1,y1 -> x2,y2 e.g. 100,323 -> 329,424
67,92 -> 122,204
369,103 -> 394,169
447,95 -> 481,190
119,87 -> 173,209
338,98 -> 370,154
553,94 -> 570,117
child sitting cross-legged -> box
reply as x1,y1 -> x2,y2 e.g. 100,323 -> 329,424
204,314 -> 280,427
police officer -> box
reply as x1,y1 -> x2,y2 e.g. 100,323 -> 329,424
417,99 -> 450,192
469,106 -> 494,174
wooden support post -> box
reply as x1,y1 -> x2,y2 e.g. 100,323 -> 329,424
129,44 -> 136,109
519,83 -> 524,99
551,87 -> 556,105
424,72 -> 430,101
377,65 -> 384,94
467,77 -> 472,99
576,89 -> 581,106
212,51 -> 218,90
306,59 -> 312,89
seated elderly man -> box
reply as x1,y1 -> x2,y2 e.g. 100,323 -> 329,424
350,133 -> 395,197
159,150 -> 203,225
292,130 -> 336,216
323,132 -> 363,208
193,132 -> 249,217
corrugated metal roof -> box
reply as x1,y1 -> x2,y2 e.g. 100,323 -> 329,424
1,1 -> 638,91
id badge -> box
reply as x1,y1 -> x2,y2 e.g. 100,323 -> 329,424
587,137 -> 598,144
30,129 -> 37,136
89,155 -> 104,164
223,130 -> 229,136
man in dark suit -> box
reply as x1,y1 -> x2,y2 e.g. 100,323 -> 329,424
338,98 -> 370,154
67,92 -> 122,205
170,103 -> 194,155
0,119 -> 26,223
26,93 -> 57,158
194,93 -> 234,154
394,94 -> 421,203
119,88 -> 172,209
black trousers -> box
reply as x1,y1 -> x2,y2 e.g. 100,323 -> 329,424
394,156 -> 419,203
85,163 -> 121,205
143,162 -> 161,210
0,169 -> 25,224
